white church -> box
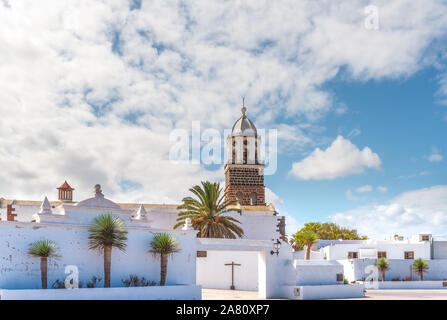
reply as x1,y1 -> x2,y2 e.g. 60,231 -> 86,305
0,107 -> 364,300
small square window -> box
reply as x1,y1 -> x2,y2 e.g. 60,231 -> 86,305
336,274 -> 344,282
197,251 -> 207,258
378,251 -> 387,258
348,252 -> 358,259
404,251 -> 414,259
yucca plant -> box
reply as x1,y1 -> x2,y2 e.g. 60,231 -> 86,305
149,233 -> 181,286
299,230 -> 318,260
175,181 -> 244,239
27,239 -> 59,289
412,258 -> 429,281
88,213 -> 128,288
375,258 -> 390,282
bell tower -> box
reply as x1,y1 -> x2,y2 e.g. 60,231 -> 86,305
57,180 -> 74,202
224,100 -> 265,206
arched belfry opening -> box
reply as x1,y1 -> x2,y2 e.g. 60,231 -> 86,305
224,100 -> 265,206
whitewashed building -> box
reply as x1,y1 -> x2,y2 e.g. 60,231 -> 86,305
295,235 -> 447,284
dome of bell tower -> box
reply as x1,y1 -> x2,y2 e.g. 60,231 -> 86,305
231,105 -> 257,137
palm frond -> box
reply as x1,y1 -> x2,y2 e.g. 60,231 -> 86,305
149,233 -> 181,257
175,180 -> 244,238
88,212 -> 128,251
28,239 -> 60,258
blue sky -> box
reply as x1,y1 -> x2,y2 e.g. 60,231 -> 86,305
1,0 -> 447,239
274,68 -> 446,227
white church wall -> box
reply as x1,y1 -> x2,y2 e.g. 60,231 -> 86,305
0,204 -> 40,222
4,204 -> 280,241
149,209 -> 280,241
0,222 -> 197,290
293,250 -> 324,260
196,250 -> 258,291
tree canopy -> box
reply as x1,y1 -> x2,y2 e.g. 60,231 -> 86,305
289,222 -> 367,251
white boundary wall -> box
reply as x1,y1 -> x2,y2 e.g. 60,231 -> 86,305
0,222 -> 197,289
341,259 -> 447,282
0,285 -> 201,300
359,281 -> 447,290
281,284 -> 364,300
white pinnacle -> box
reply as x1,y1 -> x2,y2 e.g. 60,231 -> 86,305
38,196 -> 52,214
134,204 -> 147,219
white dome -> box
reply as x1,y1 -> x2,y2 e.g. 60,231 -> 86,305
76,184 -> 121,209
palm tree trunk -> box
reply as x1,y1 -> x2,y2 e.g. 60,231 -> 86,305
104,245 -> 112,288
381,270 -> 385,282
40,256 -> 48,289
419,270 -> 423,281
305,245 -> 311,260
160,253 -> 168,286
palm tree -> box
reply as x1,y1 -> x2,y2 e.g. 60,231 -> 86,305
301,230 -> 318,260
149,233 -> 181,286
412,258 -> 429,281
175,181 -> 244,239
375,258 -> 390,282
88,213 -> 128,288
27,239 -> 59,289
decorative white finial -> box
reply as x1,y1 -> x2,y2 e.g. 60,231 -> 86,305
182,218 -> 193,231
38,196 -> 52,214
133,204 -> 147,220
93,184 -> 104,198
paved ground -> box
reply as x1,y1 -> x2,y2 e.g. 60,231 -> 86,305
202,289 -> 262,300
345,289 -> 447,300
203,288 -> 447,300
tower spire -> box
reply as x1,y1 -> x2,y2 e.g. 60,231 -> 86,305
241,97 -> 246,116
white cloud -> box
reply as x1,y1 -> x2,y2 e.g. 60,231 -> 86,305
427,147 -> 443,162
290,136 -> 381,180
265,187 -> 283,207
355,185 -> 373,193
332,185 -> 447,239
285,215 -> 302,238
397,171 -> 431,180
346,185 -> 373,201
377,186 -> 388,193
347,128 -> 361,138
0,1 -> 447,203
265,187 -> 301,237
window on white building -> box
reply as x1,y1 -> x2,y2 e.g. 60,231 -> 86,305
404,251 -> 414,259
348,252 -> 358,259
378,251 -> 387,258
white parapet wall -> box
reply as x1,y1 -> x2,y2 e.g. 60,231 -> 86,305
359,280 -> 447,290
281,284 -> 364,300
0,285 -> 202,300
196,250 -> 259,291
